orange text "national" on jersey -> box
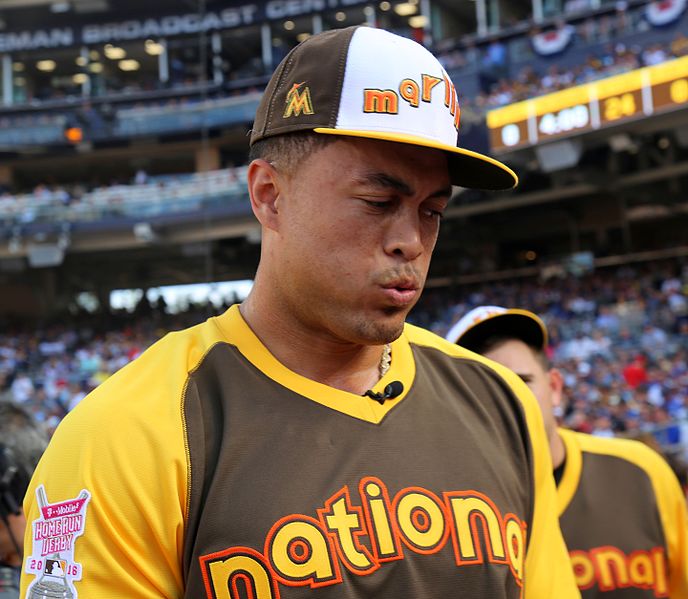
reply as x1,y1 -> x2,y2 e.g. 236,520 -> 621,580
199,476 -> 527,598
570,546 -> 668,597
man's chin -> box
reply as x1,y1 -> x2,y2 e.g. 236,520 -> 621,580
361,312 -> 407,345
374,327 -> 404,346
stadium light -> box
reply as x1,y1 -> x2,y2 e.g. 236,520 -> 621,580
89,50 -> 99,60
36,60 -> 57,72
88,62 -> 103,73
119,59 -> 140,72
75,56 -> 88,67
296,33 -> 311,42
284,20 -> 295,30
145,39 -> 164,56
72,74 -> 88,85
394,3 -> 418,16
409,15 -> 428,28
12,62 -> 24,72
104,44 -> 126,60
379,1 -> 391,10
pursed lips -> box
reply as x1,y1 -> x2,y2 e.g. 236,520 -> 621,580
379,278 -> 420,306
382,278 -> 419,292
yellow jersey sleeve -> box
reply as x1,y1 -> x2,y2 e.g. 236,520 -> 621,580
19,327 -> 214,598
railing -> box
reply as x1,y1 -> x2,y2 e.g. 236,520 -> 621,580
113,92 -> 262,138
0,167 -> 250,226
0,115 -> 67,147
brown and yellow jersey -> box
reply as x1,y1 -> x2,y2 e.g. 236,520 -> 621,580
557,428 -> 688,598
21,306 -> 578,598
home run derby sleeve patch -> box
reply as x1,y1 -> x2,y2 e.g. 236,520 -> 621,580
24,485 -> 91,599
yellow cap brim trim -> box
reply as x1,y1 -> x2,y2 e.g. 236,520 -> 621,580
457,308 -> 549,349
313,127 -> 518,191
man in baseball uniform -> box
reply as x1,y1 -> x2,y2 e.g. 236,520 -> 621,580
448,305 -> 688,597
22,28 -> 579,598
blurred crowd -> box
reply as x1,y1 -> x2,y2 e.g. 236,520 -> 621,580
468,32 -> 688,111
0,302 -> 215,435
2,259 -> 687,466
414,258 -> 688,452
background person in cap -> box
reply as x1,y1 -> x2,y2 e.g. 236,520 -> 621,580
22,27 -> 578,598
447,306 -> 688,598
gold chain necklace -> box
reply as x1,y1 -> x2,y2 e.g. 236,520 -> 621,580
379,343 -> 391,378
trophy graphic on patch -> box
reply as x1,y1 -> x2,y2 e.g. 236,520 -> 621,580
28,555 -> 74,599
25,486 -> 90,599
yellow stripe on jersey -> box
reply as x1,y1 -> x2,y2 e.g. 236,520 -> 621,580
556,429 -> 583,516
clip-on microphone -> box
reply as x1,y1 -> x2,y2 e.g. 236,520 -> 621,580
363,381 -> 404,404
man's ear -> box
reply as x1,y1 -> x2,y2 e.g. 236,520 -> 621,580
548,368 -> 565,410
247,159 -> 283,232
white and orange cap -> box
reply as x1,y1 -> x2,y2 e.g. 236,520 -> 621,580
446,306 -> 548,352
250,26 -> 517,191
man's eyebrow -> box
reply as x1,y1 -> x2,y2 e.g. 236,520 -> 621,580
356,172 -> 452,199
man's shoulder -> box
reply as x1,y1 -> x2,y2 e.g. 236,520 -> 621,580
403,322 -> 548,452
404,321 -> 537,398
559,428 -> 671,476
60,312 -> 234,427
405,321 -> 502,368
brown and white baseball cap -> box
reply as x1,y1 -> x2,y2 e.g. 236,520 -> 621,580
446,306 -> 548,351
250,26 -> 517,191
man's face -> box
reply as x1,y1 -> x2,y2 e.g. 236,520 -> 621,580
484,339 -> 561,440
264,137 -> 451,345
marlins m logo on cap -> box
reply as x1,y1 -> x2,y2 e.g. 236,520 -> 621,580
284,82 -> 314,118
250,26 -> 518,191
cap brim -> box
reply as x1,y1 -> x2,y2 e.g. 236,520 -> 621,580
313,127 -> 517,191
456,310 -> 547,352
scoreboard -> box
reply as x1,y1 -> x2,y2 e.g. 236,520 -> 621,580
486,55 -> 688,154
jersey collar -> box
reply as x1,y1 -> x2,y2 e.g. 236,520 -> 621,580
214,305 -> 415,424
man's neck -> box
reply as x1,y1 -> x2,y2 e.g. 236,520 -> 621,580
239,293 -> 386,396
